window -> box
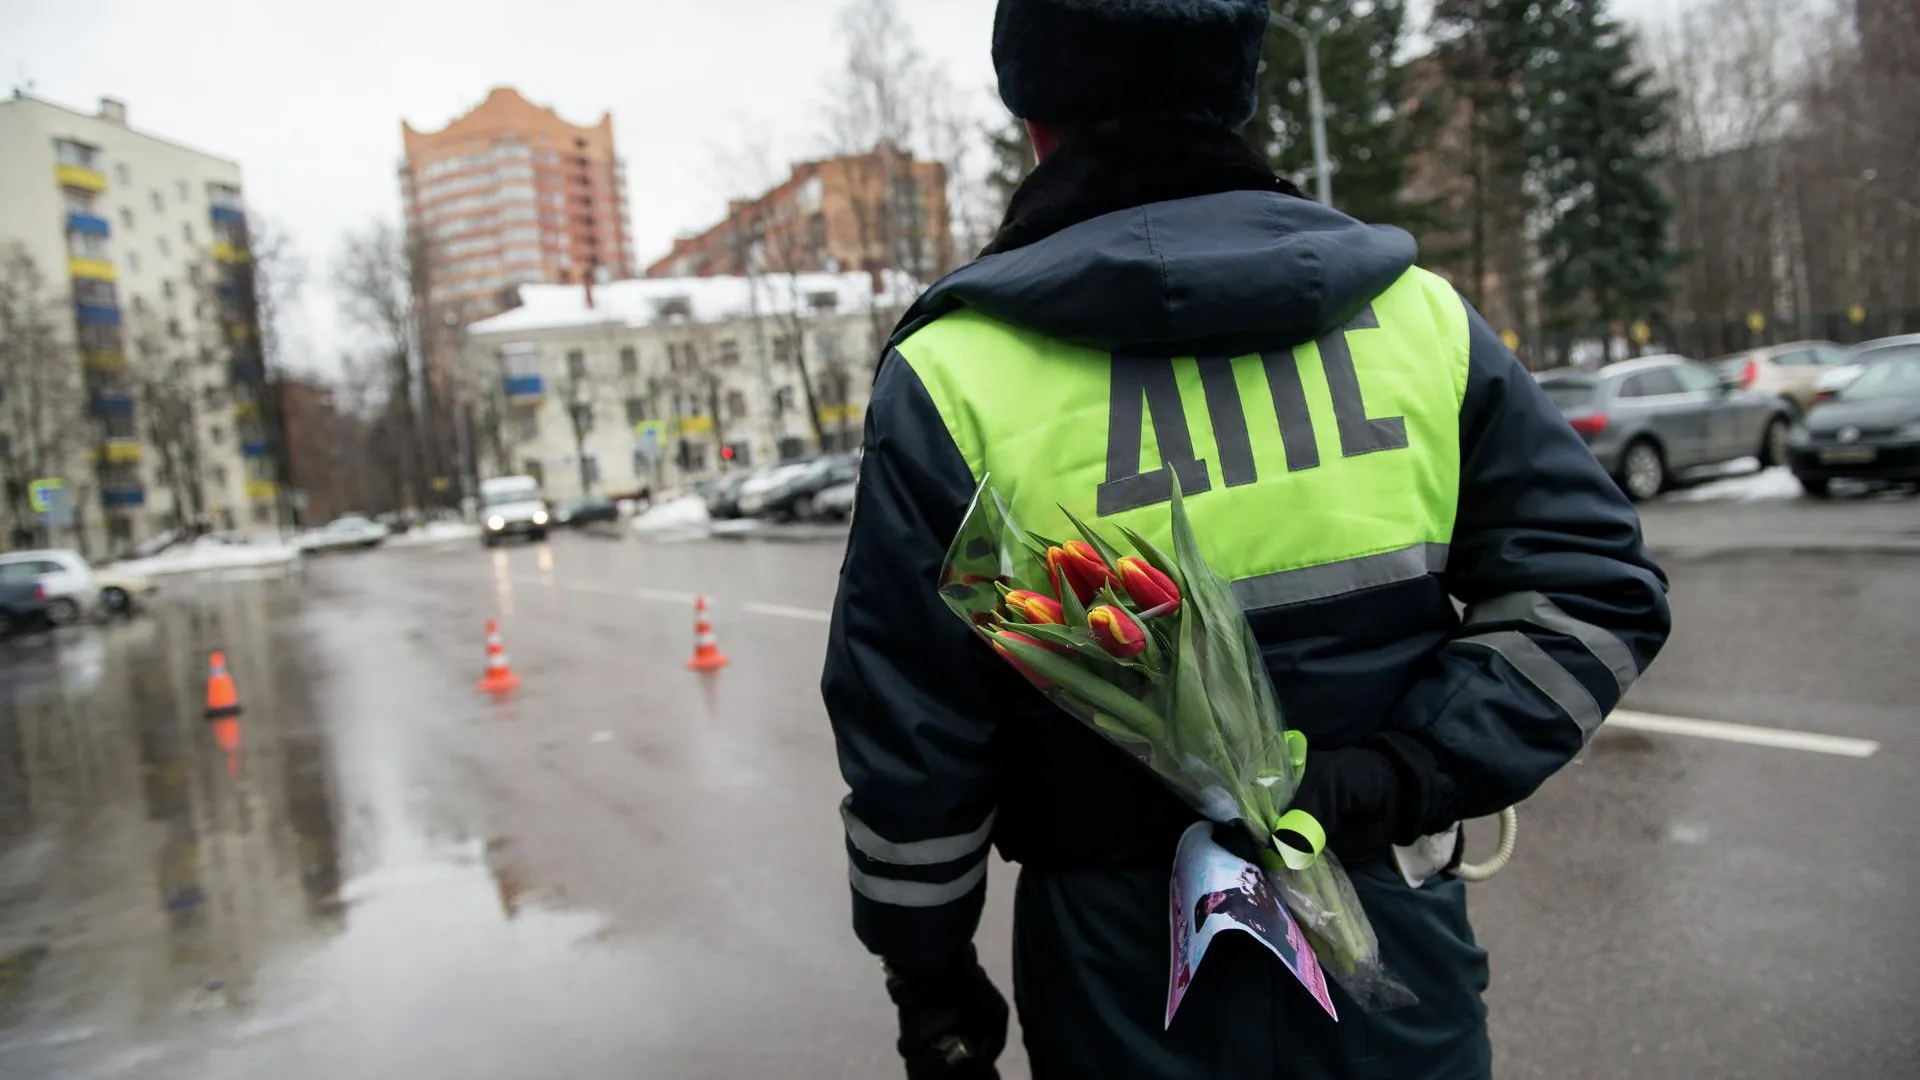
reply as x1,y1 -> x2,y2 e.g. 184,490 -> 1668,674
513,409 -> 539,442
252,504 -> 274,525
120,207 -> 135,229
566,350 -> 587,380
619,346 -> 638,375
676,440 -> 708,472
131,295 -> 147,315
150,190 -> 164,212
210,464 -> 228,486
773,387 -> 795,415
157,236 -> 170,257
115,163 -> 130,185
1670,364 -> 1720,394
209,425 -> 224,445
182,222 -> 194,243
56,139 -> 101,169
69,232 -> 109,258
65,191 -> 97,214
161,279 -> 175,299
717,339 -> 740,367
726,390 -> 748,419
186,264 -> 200,284
777,436 -> 807,462
625,397 -> 649,424
1618,368 -> 1685,398
167,317 -> 182,340
771,336 -> 799,364
126,251 -> 140,273
570,402 -> 594,434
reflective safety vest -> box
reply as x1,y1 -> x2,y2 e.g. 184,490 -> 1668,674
894,267 -> 1471,609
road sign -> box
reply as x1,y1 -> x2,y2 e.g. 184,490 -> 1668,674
634,421 -> 663,459
27,477 -> 62,513
37,484 -> 73,530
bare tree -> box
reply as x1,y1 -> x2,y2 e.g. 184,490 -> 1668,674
334,221 -> 432,508
124,308 -> 206,530
0,245 -> 91,548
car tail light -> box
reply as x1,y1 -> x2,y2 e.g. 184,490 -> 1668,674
32,585 -> 46,601
1740,359 -> 1759,388
1568,413 -> 1608,437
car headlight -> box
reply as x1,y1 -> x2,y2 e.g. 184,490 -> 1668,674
531,510 -> 549,525
1787,423 -> 1812,447
487,515 -> 505,530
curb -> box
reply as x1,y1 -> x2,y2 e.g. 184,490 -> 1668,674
1651,541 -> 1920,559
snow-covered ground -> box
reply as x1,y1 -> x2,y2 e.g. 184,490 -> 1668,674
110,536 -> 300,578
388,521 -> 481,547
1665,462 -> 1804,503
630,496 -> 710,541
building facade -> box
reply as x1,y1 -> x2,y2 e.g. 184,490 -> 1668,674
0,92 -> 279,554
464,273 -> 911,500
401,87 -> 635,323
646,146 -> 951,284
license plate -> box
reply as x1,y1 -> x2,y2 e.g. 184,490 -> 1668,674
1819,447 -> 1877,465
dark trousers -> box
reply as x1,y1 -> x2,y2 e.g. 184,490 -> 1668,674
1013,857 -> 1493,1079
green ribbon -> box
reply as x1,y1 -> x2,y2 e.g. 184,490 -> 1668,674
1271,808 -> 1326,871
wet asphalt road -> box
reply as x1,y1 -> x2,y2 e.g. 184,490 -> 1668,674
1,493 -> 1916,1079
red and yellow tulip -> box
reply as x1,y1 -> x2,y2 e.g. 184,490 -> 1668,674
1005,589 -> 1065,625
991,630 -> 1057,688
1115,556 -> 1180,613
1047,540 -> 1115,603
1086,604 -> 1149,658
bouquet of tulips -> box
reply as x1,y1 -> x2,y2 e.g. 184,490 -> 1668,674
938,478 -> 1403,1006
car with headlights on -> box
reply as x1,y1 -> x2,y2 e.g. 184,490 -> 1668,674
1787,345 -> 1920,496
479,475 -> 550,546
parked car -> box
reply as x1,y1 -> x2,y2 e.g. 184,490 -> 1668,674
704,473 -> 754,519
1710,340 -> 1850,414
553,496 -> 620,527
479,475 -> 549,546
734,463 -> 815,517
814,480 -> 858,520
1787,344 -> 1920,496
0,580 -> 53,635
1537,355 -> 1794,501
755,453 -> 861,519
1814,334 -> 1920,404
0,550 -> 96,624
297,514 -> 391,553
94,566 -> 159,615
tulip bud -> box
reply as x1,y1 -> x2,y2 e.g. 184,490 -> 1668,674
991,630 -> 1055,689
1047,540 -> 1116,604
1086,604 -> 1148,658
1116,556 -> 1180,613
1005,589 -> 1065,625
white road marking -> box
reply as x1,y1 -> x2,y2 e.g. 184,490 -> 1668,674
1606,710 -> 1880,758
743,601 -> 833,622
635,586 -> 700,604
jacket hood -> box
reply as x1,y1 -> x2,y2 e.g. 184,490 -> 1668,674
894,190 -> 1418,359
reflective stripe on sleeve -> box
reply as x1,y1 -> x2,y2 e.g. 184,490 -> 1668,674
1457,629 -> 1605,741
1465,590 -> 1638,697
841,804 -> 996,867
848,856 -> 988,908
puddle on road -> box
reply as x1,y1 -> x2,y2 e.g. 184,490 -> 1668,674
0,579 -> 645,1080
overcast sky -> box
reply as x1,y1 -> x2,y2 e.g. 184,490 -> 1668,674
2,0 -> 1681,373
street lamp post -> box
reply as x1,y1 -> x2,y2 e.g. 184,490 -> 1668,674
1270,8 -> 1331,207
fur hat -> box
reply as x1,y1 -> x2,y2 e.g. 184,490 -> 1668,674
993,0 -> 1270,128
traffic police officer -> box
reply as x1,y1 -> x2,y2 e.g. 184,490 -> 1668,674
822,1 -> 1672,1076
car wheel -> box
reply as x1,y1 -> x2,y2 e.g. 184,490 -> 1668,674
1618,440 -> 1666,502
101,587 -> 130,615
1759,416 -> 1791,467
793,495 -> 815,520
46,598 -> 80,626
1796,474 -> 1832,498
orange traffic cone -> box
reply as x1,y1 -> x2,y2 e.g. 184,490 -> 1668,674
477,619 -> 522,693
686,596 -> 730,672
205,651 -> 241,718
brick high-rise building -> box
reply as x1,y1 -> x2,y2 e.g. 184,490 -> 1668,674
400,87 -> 634,322
646,145 -> 950,283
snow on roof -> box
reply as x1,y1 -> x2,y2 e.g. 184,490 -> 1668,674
466,271 -> 923,338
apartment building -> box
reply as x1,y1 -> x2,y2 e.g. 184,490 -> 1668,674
401,87 -> 635,323
646,145 -> 951,284
463,272 -> 915,500
0,92 -> 279,553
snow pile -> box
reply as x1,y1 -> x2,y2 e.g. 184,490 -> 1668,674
630,495 -> 710,541
388,521 -> 481,547
1666,464 -> 1803,503
467,270 -> 923,337
111,536 -> 300,578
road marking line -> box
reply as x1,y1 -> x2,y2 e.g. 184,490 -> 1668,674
1606,710 -> 1880,758
636,586 -> 700,604
743,601 -> 833,622
559,581 -> 626,597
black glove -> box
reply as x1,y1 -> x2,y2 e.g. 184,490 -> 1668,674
884,947 -> 1009,1080
1284,732 -> 1453,862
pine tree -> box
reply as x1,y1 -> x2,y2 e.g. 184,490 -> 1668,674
1247,1 -> 1435,231
1523,0 -> 1675,341
983,116 -> 1035,228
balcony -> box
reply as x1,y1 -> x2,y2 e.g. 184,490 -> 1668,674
675,414 -> 715,437
88,394 -> 135,419
68,256 -> 116,282
245,480 -> 278,501
241,440 -> 273,458
230,360 -> 265,383
815,403 -> 863,426
96,439 -> 143,465
66,211 -> 110,237
210,204 -> 246,226
75,302 -> 122,326
504,373 -> 544,400
100,487 -> 146,510
56,163 -> 107,193
82,349 -> 128,373
211,241 -> 249,263
232,400 -> 261,421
